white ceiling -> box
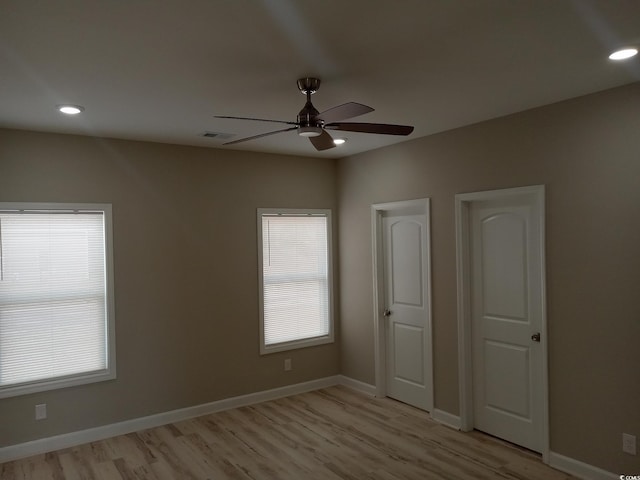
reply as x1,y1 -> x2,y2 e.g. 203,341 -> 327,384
1,0 -> 639,158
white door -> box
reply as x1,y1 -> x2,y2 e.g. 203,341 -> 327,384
382,210 -> 431,410
469,193 -> 544,452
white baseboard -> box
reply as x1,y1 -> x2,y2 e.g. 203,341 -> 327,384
336,375 -> 377,396
424,417 -> 617,480
431,408 -> 462,430
1,376 -> 620,480
548,452 -> 617,480
0,375 -> 341,464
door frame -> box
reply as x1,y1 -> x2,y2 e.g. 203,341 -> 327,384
371,198 -> 433,411
455,185 -> 549,461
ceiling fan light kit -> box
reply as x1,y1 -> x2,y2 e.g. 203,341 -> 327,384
215,77 -> 414,151
298,126 -> 323,137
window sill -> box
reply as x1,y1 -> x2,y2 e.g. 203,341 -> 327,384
260,334 -> 334,355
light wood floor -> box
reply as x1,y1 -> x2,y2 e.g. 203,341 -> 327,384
1,385 -> 575,480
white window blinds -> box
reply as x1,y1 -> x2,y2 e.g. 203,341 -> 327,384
0,205 -> 115,397
258,210 -> 333,353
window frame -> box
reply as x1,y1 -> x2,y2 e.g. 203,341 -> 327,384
257,208 -> 334,355
0,202 -> 116,399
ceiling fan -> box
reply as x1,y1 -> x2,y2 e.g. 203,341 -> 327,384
215,77 -> 414,151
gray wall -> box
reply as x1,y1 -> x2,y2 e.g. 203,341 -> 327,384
1,81 -> 639,474
0,130 -> 340,446
338,82 -> 640,473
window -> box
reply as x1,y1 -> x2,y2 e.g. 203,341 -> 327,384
258,209 -> 334,354
0,203 -> 115,398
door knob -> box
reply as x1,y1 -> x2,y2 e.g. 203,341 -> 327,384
383,309 -> 391,317
531,332 -> 541,342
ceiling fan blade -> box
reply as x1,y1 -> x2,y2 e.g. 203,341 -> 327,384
316,102 -> 374,123
309,130 -> 336,151
223,127 -> 298,145
325,122 -> 414,136
215,115 -> 297,126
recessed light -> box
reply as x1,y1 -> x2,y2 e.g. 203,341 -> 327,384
333,138 -> 347,145
608,48 -> 638,60
57,105 -> 85,115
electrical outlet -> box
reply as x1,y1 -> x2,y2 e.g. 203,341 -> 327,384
623,433 -> 637,455
284,358 -> 292,371
35,403 -> 47,421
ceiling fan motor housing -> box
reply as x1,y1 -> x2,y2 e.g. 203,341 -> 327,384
297,102 -> 323,137
297,78 -> 324,137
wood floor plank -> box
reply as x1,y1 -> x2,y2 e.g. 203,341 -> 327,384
89,461 -> 123,480
55,453 -> 85,480
42,453 -> 65,480
1,386 -> 576,480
